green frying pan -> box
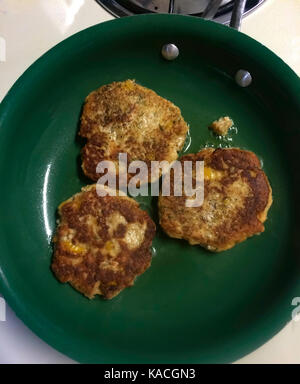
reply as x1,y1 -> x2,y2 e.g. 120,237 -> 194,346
0,14 -> 299,364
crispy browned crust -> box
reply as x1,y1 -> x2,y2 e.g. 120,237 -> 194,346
52,185 -> 156,299
158,148 -> 273,252
79,80 -> 189,182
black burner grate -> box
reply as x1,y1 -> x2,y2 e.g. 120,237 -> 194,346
95,0 -> 266,24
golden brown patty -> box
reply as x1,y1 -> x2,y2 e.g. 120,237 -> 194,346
79,80 -> 189,182
52,185 -> 156,299
158,148 -> 272,252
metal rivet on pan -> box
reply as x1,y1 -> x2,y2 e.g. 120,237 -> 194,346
161,43 -> 179,61
235,69 -> 252,87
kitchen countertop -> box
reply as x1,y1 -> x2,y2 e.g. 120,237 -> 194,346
0,0 -> 299,364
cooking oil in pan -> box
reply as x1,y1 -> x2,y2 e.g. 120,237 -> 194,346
202,123 -> 238,150
151,246 -> 157,258
181,129 -> 192,154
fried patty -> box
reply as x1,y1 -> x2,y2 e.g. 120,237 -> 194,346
52,185 -> 156,299
79,80 -> 189,183
158,148 -> 272,252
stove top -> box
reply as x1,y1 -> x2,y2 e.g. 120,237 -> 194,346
95,0 -> 266,24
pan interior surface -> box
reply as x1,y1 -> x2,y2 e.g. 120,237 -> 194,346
0,15 -> 299,363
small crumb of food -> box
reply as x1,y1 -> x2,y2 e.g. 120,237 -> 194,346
209,116 -> 233,136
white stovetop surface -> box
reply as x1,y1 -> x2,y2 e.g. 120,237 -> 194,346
0,0 -> 299,364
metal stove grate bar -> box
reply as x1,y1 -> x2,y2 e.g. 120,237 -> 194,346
95,0 -> 266,25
